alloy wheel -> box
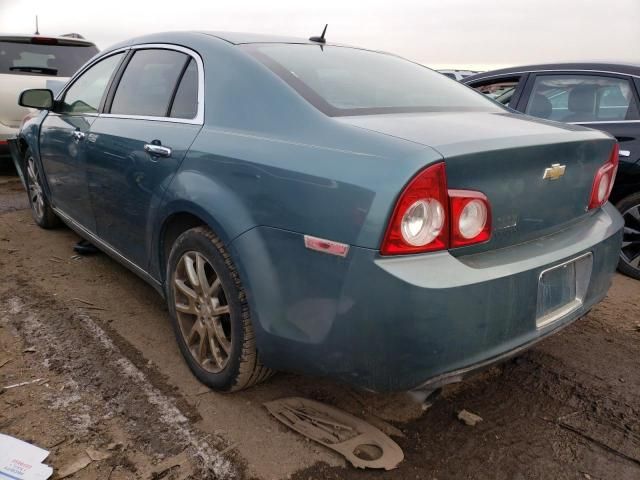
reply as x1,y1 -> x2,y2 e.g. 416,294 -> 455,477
172,251 -> 232,373
27,157 -> 45,221
621,204 -> 640,272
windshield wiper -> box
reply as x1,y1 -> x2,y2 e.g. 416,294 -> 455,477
9,66 -> 58,75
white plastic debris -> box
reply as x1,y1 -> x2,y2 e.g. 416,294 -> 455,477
457,409 -> 483,426
0,433 -> 53,479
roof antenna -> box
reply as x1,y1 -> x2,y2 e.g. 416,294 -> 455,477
309,24 -> 328,44
34,15 -> 39,35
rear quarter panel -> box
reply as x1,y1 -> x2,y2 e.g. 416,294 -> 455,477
159,124 -> 440,255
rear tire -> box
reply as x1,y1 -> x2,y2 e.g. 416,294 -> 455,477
616,192 -> 640,280
24,149 -> 60,229
165,226 -> 273,391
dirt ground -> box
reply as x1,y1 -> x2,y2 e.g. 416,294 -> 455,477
1,169 -> 639,480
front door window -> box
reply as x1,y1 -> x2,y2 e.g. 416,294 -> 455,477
59,52 -> 124,114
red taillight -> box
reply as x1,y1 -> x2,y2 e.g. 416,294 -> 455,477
449,190 -> 491,248
588,143 -> 619,210
381,162 -> 449,255
381,163 -> 492,255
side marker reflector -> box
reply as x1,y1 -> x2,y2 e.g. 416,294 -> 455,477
304,235 -> 349,257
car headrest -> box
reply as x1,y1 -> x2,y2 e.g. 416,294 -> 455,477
568,85 -> 597,113
529,93 -> 552,119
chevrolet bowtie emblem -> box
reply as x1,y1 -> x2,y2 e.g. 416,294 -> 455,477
543,163 -> 566,180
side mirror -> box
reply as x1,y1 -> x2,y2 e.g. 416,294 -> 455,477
19,89 -> 54,110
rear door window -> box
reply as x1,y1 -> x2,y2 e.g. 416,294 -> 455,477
59,52 -> 124,114
110,49 -> 190,117
169,58 -> 198,119
0,39 -> 98,76
524,74 -> 640,122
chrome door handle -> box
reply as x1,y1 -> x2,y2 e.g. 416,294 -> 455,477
144,144 -> 172,158
72,130 -> 85,141
619,150 -> 631,157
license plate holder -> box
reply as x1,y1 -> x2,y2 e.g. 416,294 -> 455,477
536,252 -> 593,329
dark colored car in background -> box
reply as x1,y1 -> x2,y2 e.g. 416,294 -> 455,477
464,63 -> 640,279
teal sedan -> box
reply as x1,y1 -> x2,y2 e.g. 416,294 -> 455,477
10,32 -> 623,393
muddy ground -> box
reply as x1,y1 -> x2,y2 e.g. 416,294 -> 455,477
1,169 -> 639,480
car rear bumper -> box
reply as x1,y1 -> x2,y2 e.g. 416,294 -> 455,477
231,203 -> 623,392
410,311 -> 581,392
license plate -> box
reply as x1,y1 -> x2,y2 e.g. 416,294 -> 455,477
536,253 -> 593,328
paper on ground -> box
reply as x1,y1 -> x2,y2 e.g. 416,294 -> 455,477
0,434 -> 53,480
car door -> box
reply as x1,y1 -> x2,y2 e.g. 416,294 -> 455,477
38,52 -> 125,231
84,47 -> 202,271
516,71 -> 640,191
465,73 -> 529,109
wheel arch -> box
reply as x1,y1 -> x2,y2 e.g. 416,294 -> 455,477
611,155 -> 640,205
151,166 -> 258,281
12,113 -> 47,191
159,212 -> 207,277
16,136 -> 29,157
12,134 -> 35,177
153,201 -> 254,285
611,181 -> 640,206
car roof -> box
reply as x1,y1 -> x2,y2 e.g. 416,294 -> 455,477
104,31 -> 366,54
464,62 -> 640,82
199,31 -> 326,45
0,33 -> 96,46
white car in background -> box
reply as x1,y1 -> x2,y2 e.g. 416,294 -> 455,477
0,34 -> 98,165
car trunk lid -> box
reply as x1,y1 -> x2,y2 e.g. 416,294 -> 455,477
337,111 -> 616,252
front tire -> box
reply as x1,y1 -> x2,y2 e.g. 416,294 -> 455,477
24,149 -> 60,229
616,192 -> 640,280
166,226 -> 272,391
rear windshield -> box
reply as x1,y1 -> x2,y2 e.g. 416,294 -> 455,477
0,40 -> 98,77
246,44 -> 500,116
